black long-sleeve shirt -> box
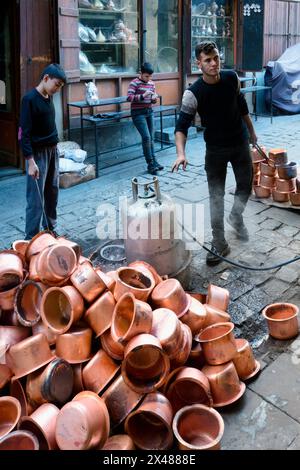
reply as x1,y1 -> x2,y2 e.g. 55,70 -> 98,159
175,71 -> 249,146
19,88 -> 58,158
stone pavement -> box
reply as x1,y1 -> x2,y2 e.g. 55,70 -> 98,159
1,114 -> 300,449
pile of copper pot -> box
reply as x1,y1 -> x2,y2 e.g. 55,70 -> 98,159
252,147 -> 300,206
0,231 -> 272,451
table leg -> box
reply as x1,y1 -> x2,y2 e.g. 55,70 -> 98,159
67,105 -> 71,141
94,124 -> 99,178
80,109 -> 84,149
160,111 -> 163,150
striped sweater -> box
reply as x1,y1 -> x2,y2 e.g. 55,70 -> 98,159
127,77 -> 157,110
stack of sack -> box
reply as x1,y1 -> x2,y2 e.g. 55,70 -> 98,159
57,141 -> 95,188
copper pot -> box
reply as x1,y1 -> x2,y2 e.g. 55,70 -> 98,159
102,434 -> 135,451
32,320 -> 58,346
202,361 -> 246,407
276,178 -> 296,193
0,396 -> 21,438
28,253 -> 41,282
150,278 -> 191,318
56,325 -> 93,364
186,292 -> 207,304
41,285 -> 85,334
25,231 -> 58,262
180,295 -> 207,335
170,323 -> 193,369
0,250 -> 24,291
260,174 -> 276,189
290,192 -> 300,206
122,333 -> 170,393
252,162 -> 260,174
125,392 -> 173,450
72,363 -> 84,395
14,280 -> 44,327
102,374 -> 145,429
0,430 -> 39,450
10,379 -> 32,417
233,338 -> 260,380
101,328 -> 125,361
82,349 -> 120,394
26,358 -> 74,406
18,403 -> 59,450
253,185 -> 271,198
276,162 -> 297,180
111,293 -> 153,344
262,303 -> 299,340
6,334 -> 54,380
272,189 -> 290,203
95,268 -> 116,293
173,404 -> 224,450
12,240 -> 30,258
260,161 -> 276,177
85,290 -> 116,337
150,307 -> 182,358
114,267 -> 155,302
0,282 -> 22,311
0,364 -> 12,389
70,262 -> 106,303
56,236 -> 81,260
55,391 -> 110,450
187,341 -> 206,369
253,174 -> 260,186
166,367 -> 213,413
197,322 -> 237,365
207,284 -> 229,312
128,260 -> 163,286
203,304 -> 231,328
251,146 -> 267,163
0,325 -> 31,351
36,244 -> 77,285
269,148 -> 288,165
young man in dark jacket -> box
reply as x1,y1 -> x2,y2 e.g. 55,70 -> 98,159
172,41 -> 257,265
19,63 -> 66,240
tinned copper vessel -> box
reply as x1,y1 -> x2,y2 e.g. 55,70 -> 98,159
128,260 -> 163,286
114,267 -> 155,302
150,308 -> 182,358
233,338 -> 261,381
14,280 -> 44,327
0,430 -> 39,450
206,284 -> 229,311
197,322 -> 237,365
150,278 -> 191,318
101,328 -> 125,361
82,349 -> 120,394
0,396 -> 22,438
70,262 -> 106,303
0,250 -> 24,290
36,244 -> 77,285
180,295 -> 207,335
262,303 -> 299,340
55,325 -> 93,363
25,231 -> 58,262
253,185 -> 271,198
202,361 -> 246,407
203,304 -> 231,328
18,403 -> 59,450
85,290 -> 116,337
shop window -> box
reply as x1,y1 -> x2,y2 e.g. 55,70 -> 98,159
144,0 -> 179,73
191,0 -> 234,72
78,0 -> 139,76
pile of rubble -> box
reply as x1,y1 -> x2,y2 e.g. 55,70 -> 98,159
0,231 -> 268,450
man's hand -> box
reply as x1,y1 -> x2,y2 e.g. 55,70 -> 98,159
143,90 -> 153,99
171,156 -> 188,172
27,158 -> 39,179
249,131 -> 258,145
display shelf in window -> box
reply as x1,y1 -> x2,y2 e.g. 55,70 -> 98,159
78,0 -> 139,77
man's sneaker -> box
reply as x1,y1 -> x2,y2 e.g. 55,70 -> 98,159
152,158 -> 164,171
147,165 -> 158,175
206,243 -> 231,266
227,214 -> 249,241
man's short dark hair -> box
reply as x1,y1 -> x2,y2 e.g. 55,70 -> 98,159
141,62 -> 154,74
41,63 -> 67,84
195,41 -> 218,60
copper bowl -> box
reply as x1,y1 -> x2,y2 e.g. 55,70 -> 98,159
32,320 -> 58,346
170,323 -> 193,369
14,280 -> 44,327
0,364 -> 12,389
0,430 -> 39,450
0,282 -> 23,311
207,284 -> 229,312
70,262 -> 106,303
102,374 -> 145,429
253,185 -> 271,198
28,253 -> 41,282
36,244 -> 77,285
55,325 -> 93,364
0,250 -> 24,290
26,358 -> 74,406
128,260 -> 163,286
272,189 -> 290,203
276,162 -> 297,180
187,341 -> 206,369
111,293 -> 153,344
197,322 -> 237,365
262,303 -> 299,340
260,161 -> 276,177
25,231 -> 58,261
253,174 -> 260,186
180,295 -> 207,335
41,285 -> 85,334
82,349 -> 120,394
56,236 -> 81,260
233,338 -> 261,381
122,333 -> 170,393
85,290 -> 116,338
0,325 -> 31,351
166,367 -> 213,413
268,148 -> 288,165
203,304 -> 231,328
18,403 -> 59,450
173,404 -> 224,450
150,308 -> 182,358
101,328 -> 125,361
114,267 -> 155,302
95,268 -> 116,293
290,192 -> 300,206
125,392 -> 173,450
102,434 -> 135,451
55,391 -> 110,450
202,361 -> 246,407
260,174 -> 276,189
276,178 -> 296,193
252,162 -> 260,174
0,396 -> 22,438
150,278 -> 191,318
72,363 -> 84,395
10,379 -> 32,417
6,333 -> 54,379
187,292 -> 207,304
12,240 -> 30,258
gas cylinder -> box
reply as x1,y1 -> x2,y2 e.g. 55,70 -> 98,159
122,177 -> 191,279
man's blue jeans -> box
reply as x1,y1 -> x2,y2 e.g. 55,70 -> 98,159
131,108 -> 155,165
25,145 -> 59,239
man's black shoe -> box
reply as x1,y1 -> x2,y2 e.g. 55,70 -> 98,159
227,214 -> 249,241
206,243 -> 231,266
147,165 -> 158,175
152,158 -> 164,171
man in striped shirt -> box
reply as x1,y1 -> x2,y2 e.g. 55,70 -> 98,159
127,63 -> 164,175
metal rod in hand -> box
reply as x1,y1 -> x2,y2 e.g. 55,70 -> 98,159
34,178 -> 50,232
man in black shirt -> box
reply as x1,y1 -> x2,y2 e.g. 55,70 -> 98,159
19,63 -> 66,239
172,42 -> 257,265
